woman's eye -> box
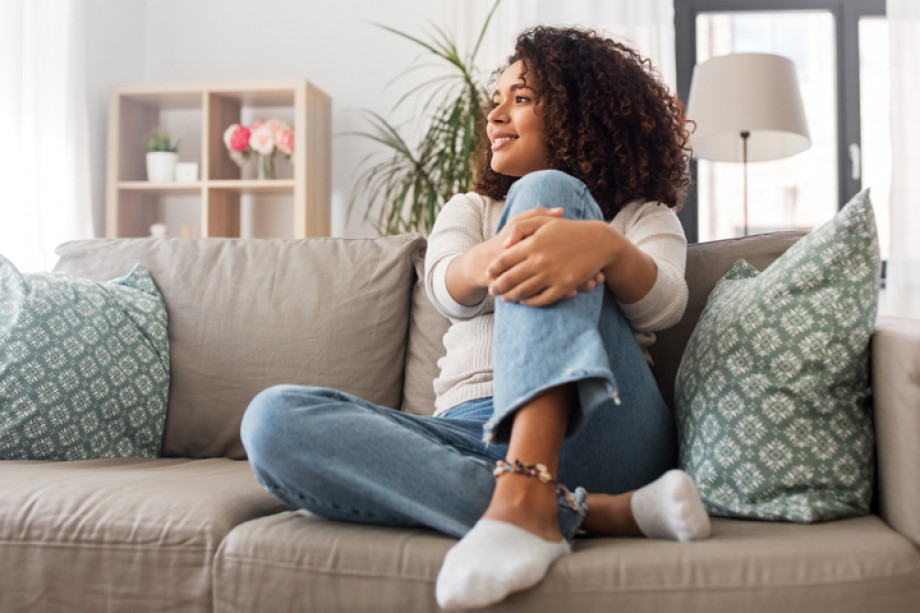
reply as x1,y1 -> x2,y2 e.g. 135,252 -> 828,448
489,94 -> 530,109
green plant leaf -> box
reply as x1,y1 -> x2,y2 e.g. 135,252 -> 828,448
146,128 -> 179,153
350,0 -> 500,235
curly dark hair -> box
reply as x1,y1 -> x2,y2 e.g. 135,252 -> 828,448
472,26 -> 692,219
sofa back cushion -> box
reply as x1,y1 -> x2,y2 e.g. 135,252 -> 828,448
54,236 -> 425,459
403,231 -> 804,416
402,251 -> 452,416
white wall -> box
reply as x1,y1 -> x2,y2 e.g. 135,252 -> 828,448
84,0 -> 456,237
85,0 -> 146,238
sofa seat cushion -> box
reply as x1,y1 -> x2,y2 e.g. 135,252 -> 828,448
213,512 -> 920,613
0,458 -> 285,613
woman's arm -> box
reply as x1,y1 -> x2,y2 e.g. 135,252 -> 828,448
425,194 -> 493,320
613,203 -> 688,332
486,217 -> 656,307
445,207 -> 568,307
426,195 -> 566,319
484,202 -> 688,330
444,233 -> 505,307
599,223 -> 659,304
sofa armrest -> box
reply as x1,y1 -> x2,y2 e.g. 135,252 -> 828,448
872,315 -> 920,546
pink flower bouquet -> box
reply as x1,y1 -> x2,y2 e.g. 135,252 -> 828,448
223,120 -> 295,173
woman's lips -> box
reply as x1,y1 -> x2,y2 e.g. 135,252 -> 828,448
491,135 -> 518,151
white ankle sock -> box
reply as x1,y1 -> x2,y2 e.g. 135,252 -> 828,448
436,518 -> 571,610
630,470 -> 711,542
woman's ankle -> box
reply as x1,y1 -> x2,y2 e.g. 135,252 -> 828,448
484,473 -> 562,541
488,386 -> 571,543
581,492 -> 643,537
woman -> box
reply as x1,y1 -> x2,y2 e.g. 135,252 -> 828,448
242,26 -> 710,610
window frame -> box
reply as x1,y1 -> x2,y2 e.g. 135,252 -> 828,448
673,0 -> 886,243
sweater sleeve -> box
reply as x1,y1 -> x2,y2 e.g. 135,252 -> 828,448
615,201 -> 689,332
425,193 -> 491,321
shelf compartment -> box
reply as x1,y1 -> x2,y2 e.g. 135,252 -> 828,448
111,91 -> 204,183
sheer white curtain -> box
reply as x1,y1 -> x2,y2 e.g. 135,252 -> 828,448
450,0 -> 676,92
0,0 -> 93,273
887,0 -> 920,288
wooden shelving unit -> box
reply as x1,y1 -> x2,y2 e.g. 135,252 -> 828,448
105,79 -> 331,238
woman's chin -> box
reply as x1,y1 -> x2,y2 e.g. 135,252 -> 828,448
490,163 -> 523,178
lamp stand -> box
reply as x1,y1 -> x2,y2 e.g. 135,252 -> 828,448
741,130 -> 750,237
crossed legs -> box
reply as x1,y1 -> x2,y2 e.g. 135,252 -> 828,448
436,171 -> 709,608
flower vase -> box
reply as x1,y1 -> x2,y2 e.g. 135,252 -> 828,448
257,153 -> 276,180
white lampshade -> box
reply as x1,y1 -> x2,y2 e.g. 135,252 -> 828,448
686,53 -> 811,162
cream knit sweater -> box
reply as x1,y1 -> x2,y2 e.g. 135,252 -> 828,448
424,192 -> 688,416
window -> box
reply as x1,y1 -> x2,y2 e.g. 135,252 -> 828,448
858,16 -> 890,258
675,0 -> 888,254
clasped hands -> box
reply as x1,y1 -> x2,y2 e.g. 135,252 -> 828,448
480,207 -> 616,307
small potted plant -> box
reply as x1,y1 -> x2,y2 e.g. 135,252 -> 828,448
146,129 -> 180,182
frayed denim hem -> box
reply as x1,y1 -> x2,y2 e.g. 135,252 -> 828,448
560,486 -> 590,543
482,371 -> 621,445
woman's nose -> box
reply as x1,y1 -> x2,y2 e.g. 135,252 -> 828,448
488,104 -> 506,124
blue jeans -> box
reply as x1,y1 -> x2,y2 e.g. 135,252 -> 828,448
241,170 -> 677,541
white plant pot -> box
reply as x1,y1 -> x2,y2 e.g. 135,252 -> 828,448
146,151 -> 178,183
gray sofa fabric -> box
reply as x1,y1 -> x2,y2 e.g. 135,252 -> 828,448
872,315 -> 920,546
0,458 -> 283,612
52,236 -> 425,459
0,234 -> 915,612
214,513 -> 919,613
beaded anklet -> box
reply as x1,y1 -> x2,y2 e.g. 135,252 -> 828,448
493,459 -> 580,511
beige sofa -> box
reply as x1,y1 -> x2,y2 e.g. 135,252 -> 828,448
1,233 -> 918,612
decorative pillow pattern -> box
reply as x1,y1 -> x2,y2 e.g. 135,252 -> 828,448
676,190 -> 879,522
0,257 -> 169,460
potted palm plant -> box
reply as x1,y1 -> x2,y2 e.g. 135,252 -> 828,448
350,0 -> 501,235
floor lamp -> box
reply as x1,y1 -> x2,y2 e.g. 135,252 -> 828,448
686,53 -> 811,236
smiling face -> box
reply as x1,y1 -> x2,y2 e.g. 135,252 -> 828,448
486,60 -> 550,178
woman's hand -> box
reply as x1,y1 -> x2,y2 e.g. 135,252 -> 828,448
486,217 -> 618,307
444,207 -> 566,307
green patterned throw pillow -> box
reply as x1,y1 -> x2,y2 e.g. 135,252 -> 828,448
0,257 -> 170,460
676,190 -> 879,522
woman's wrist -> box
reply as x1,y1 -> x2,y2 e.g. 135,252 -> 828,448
591,220 -> 622,267
446,241 -> 495,306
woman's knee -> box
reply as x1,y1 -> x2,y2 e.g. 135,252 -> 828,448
240,384 -> 327,463
505,169 -> 600,220
241,385 -> 288,459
